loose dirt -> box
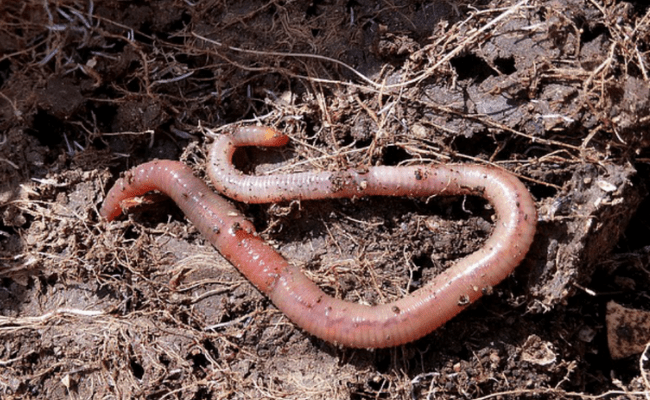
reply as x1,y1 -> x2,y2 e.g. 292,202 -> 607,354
2,0 -> 650,399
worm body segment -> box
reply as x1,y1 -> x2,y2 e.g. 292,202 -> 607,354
100,126 -> 536,348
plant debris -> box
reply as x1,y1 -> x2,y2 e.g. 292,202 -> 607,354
1,0 -> 650,399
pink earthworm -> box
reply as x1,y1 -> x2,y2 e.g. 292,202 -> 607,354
101,125 -> 536,348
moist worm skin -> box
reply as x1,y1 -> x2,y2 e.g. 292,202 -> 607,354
101,125 -> 537,348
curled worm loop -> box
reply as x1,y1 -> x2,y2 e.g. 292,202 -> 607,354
101,125 -> 537,348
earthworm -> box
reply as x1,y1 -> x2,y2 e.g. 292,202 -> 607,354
101,125 -> 536,348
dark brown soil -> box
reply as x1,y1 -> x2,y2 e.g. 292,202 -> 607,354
2,0 -> 650,399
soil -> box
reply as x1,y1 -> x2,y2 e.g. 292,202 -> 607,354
2,0 -> 650,399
